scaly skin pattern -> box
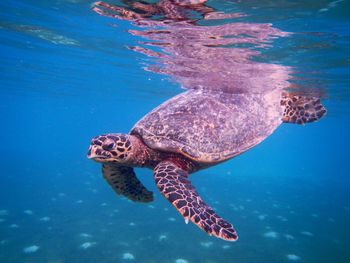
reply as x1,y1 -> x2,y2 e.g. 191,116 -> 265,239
281,94 -> 327,125
102,164 -> 153,203
154,161 -> 238,241
88,133 -> 238,241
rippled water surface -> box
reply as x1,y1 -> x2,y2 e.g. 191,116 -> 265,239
0,1 -> 349,263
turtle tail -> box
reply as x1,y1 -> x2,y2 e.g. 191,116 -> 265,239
281,92 -> 327,125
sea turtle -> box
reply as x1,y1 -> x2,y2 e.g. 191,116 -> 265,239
87,88 -> 326,241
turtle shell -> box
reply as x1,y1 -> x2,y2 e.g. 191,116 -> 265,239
130,89 -> 283,163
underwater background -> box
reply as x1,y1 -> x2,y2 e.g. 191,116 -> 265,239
0,0 -> 349,262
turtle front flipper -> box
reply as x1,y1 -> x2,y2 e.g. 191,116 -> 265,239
154,161 -> 238,241
281,93 -> 327,124
102,164 -> 153,203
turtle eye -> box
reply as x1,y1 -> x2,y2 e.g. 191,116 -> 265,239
102,140 -> 115,151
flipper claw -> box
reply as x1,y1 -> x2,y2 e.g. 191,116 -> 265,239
154,161 -> 238,241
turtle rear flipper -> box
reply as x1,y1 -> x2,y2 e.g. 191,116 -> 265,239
281,93 -> 327,125
154,161 -> 238,241
102,164 -> 153,203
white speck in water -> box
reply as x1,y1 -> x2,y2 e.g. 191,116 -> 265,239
200,241 -> 213,248
159,234 -> 167,241
24,210 -> 33,215
263,231 -> 278,238
148,205 -> 155,209
100,203 -> 107,206
285,234 -> 295,240
286,254 -> 300,261
75,200 -> 83,204
311,213 -> 319,218
258,214 -> 266,220
175,259 -> 189,263
23,245 -> 40,253
0,210 -> 8,216
122,252 -> 135,260
9,224 -> 19,228
39,216 -> 50,222
222,245 -> 230,250
58,193 -> 65,197
168,217 -> 176,222
80,242 -> 96,249
80,233 -> 92,238
129,222 -> 135,226
277,215 -> 287,222
301,231 -> 314,237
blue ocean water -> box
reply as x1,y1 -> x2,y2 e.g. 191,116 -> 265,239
0,0 -> 349,262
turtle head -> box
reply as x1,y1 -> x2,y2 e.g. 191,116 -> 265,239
87,134 -> 134,164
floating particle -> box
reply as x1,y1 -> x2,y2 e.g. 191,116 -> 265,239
168,217 -> 176,222
80,242 -> 96,249
76,200 -> 83,204
285,234 -> 295,240
286,254 -> 300,261
175,259 -> 189,263
263,231 -> 278,238
129,222 -> 135,226
258,214 -> 266,220
222,245 -> 230,250
301,231 -> 314,237
24,210 -> 33,215
39,217 -> 50,222
80,233 -> 92,238
200,241 -> 213,248
10,224 -> 19,228
0,210 -> 8,216
277,215 -> 287,222
159,234 -> 167,241
23,245 -> 39,253
122,252 -> 135,260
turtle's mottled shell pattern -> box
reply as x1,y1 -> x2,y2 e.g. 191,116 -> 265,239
131,89 -> 283,163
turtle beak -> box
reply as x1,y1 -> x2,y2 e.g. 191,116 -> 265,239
87,142 -> 112,162
87,145 -> 97,159
87,145 -> 106,160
